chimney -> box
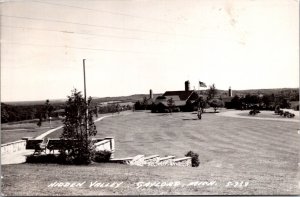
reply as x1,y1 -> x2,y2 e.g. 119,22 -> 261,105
149,89 -> 153,99
228,86 -> 232,97
185,80 -> 190,91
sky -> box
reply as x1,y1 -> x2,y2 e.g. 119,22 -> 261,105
1,0 -> 299,102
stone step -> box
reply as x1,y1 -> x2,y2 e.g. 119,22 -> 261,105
173,157 -> 192,167
145,155 -> 175,166
128,155 -> 145,166
173,157 -> 192,162
144,154 -> 159,161
110,155 -> 192,167
158,155 -> 175,162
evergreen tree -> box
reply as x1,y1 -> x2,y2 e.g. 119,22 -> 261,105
60,89 -> 97,164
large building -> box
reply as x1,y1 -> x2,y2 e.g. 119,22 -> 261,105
152,81 -> 200,112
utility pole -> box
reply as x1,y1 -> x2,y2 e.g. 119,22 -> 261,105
83,59 -> 88,142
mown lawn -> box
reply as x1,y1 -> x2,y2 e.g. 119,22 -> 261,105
2,110 -> 299,195
1,120 -> 63,144
2,160 -> 299,196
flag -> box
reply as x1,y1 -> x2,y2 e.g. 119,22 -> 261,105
199,81 -> 207,87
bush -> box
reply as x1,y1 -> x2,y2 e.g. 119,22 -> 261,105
185,151 -> 200,167
274,105 -> 281,114
249,109 -> 260,115
172,107 -> 180,112
278,110 -> 284,116
208,99 -> 224,113
92,150 -> 112,163
283,111 -> 295,118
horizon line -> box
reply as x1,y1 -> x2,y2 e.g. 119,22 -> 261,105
2,86 -> 299,103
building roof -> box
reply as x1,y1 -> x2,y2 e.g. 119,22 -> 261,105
164,95 -> 181,101
53,109 -> 65,113
159,100 -> 187,107
162,90 -> 195,101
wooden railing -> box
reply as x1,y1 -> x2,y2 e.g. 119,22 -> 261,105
93,137 -> 115,158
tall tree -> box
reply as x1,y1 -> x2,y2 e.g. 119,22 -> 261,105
209,99 -> 224,112
44,99 -> 54,127
207,84 -> 218,100
60,89 -> 97,164
44,99 -> 54,118
167,97 -> 175,113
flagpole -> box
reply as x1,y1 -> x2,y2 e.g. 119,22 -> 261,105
83,59 -> 88,142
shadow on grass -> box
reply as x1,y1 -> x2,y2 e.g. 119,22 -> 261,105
182,118 -> 199,121
191,112 -> 219,114
155,114 -> 171,116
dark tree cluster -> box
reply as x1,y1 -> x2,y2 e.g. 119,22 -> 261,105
228,93 -> 295,110
1,102 -> 63,123
134,97 -> 153,110
206,84 -> 218,100
208,99 -> 224,112
96,104 -> 132,114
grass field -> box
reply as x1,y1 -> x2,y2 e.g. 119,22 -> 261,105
1,120 -> 63,144
2,110 -> 299,195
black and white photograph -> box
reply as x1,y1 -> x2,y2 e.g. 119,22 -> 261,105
1,0 -> 299,195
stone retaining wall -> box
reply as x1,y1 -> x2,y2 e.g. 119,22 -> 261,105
112,155 -> 192,167
1,140 -> 26,155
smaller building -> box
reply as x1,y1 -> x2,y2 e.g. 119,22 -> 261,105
52,109 -> 65,118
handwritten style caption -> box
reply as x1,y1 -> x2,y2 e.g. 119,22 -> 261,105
135,181 -> 249,189
47,180 -> 249,189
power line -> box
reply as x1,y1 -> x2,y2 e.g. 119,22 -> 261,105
0,14 -> 204,39
0,14 -> 174,36
32,0 -> 186,25
1,41 -> 147,54
1,25 -> 167,43
1,15 -> 241,44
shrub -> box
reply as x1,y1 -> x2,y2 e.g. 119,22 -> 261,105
185,151 -> 200,167
92,150 -> 112,163
288,113 -> 295,118
163,109 -> 170,113
249,109 -> 260,115
274,105 -> 281,114
278,110 -> 284,116
208,99 -> 224,112
283,111 -> 295,118
172,107 -> 180,112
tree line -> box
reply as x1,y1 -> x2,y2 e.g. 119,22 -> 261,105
1,101 -> 64,123
228,93 -> 297,110
1,100 -> 133,123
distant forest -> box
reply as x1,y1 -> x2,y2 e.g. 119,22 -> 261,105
1,88 -> 299,123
